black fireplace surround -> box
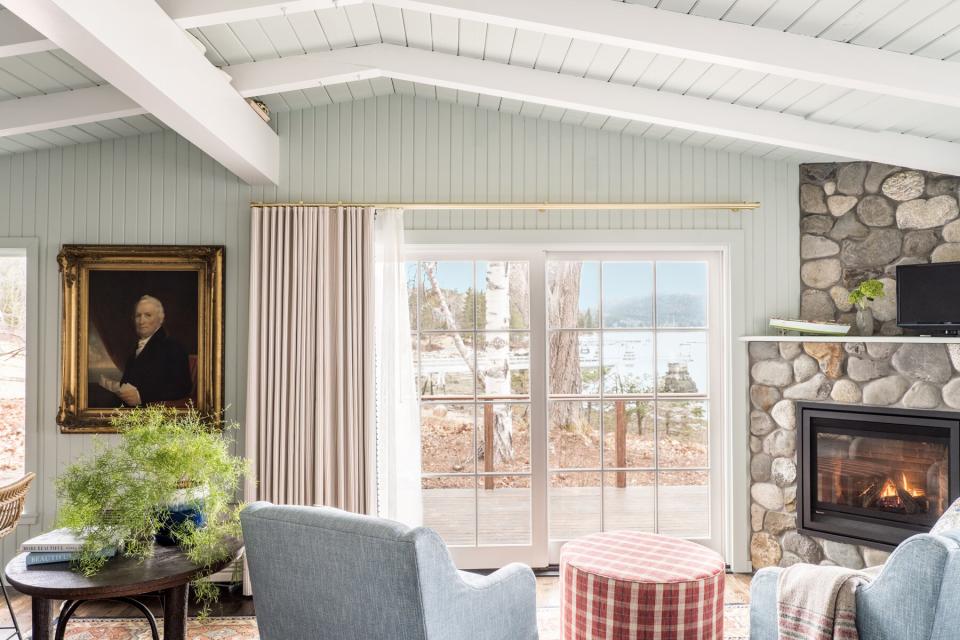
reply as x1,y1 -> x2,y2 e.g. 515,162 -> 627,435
797,402 -> 960,549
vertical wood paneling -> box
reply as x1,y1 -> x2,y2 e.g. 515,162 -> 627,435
0,131 -> 252,565
0,93 -> 799,565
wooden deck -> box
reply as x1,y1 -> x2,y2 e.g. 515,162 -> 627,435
423,485 -> 709,545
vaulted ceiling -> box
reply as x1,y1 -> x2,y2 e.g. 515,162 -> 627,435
1,0 -> 959,183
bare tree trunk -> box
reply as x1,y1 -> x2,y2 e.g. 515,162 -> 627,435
547,261 -> 583,430
483,262 -> 513,465
423,262 -> 480,381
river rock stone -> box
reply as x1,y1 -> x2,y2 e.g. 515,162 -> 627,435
751,452 -> 772,482
750,341 -> 780,360
862,548 -> 891,567
830,285 -> 853,312
801,258 -> 842,289
903,381 -> 941,409
771,400 -> 796,429
824,181 -> 837,196
823,540 -> 864,569
772,457 -> 796,486
942,378 -> 960,409
866,342 -> 899,359
784,486 -> 797,512
800,289 -> 836,321
892,343 -> 952,383
802,164 -> 835,185
847,356 -> 890,382
779,342 -> 802,360
865,163 -> 899,193
882,170 -> 925,201
866,277 -> 897,322
862,375 -> 909,405
751,435 -> 762,454
801,214 -> 834,235
801,184 -> 828,214
763,429 -> 796,458
828,195 -> 858,217
804,342 -> 844,378
836,162 -> 867,196
780,552 -> 803,568
880,321 -> 903,336
764,511 -> 796,536
751,532 -> 782,569
793,354 -> 819,382
752,483 -> 784,511
751,504 -> 765,532
949,345 -> 960,371
856,195 -> 894,226
750,410 -> 775,436
784,373 -> 831,400
752,359 -> 794,387
831,379 -> 862,404
840,229 -> 902,267
932,243 -> 960,263
801,234 -> 840,259
896,196 -> 959,229
943,220 -> 960,243
783,531 -> 823,564
902,229 -> 938,256
829,212 -> 869,241
844,342 -> 867,356
927,176 -> 960,197
751,384 -> 780,411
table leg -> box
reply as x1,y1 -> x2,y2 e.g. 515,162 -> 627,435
162,584 -> 189,640
30,597 -> 52,640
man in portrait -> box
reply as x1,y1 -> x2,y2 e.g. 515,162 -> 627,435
100,295 -> 193,407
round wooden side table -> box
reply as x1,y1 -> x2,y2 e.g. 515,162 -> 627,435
3,540 -> 242,640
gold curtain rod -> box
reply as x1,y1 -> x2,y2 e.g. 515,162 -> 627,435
248,201 -> 760,212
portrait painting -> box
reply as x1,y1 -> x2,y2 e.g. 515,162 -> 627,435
58,245 -> 224,433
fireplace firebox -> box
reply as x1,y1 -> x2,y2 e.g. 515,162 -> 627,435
797,402 -> 960,549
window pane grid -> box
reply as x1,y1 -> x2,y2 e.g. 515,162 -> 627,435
547,259 -> 710,539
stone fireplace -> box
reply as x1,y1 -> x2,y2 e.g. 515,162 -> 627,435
796,402 -> 959,549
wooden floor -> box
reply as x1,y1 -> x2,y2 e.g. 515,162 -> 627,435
425,485 -> 711,545
0,575 -> 751,635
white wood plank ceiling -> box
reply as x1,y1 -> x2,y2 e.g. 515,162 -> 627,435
1,0 -> 959,174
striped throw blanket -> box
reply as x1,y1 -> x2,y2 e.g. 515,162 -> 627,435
776,563 -> 874,640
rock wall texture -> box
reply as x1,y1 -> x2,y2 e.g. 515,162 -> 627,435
798,162 -> 960,334
745,339 -> 960,570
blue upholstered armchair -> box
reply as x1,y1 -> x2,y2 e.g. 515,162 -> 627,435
240,502 -> 539,640
750,529 -> 960,640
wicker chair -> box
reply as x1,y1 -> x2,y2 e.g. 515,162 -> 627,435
0,473 -> 34,640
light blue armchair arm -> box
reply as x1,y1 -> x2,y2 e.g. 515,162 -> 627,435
750,531 -> 960,640
240,502 -> 538,640
411,527 -> 538,640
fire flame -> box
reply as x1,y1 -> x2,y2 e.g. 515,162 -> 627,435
878,474 -> 925,500
901,473 -> 925,498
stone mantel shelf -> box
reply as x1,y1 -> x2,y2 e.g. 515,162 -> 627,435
740,335 -> 960,343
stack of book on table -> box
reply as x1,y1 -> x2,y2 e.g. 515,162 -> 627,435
21,528 -> 116,566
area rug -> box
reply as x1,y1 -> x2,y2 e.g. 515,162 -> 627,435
65,606 -> 749,639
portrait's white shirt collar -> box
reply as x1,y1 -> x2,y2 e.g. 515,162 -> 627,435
136,328 -> 160,356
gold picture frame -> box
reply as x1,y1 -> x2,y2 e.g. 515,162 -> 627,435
57,245 -> 224,433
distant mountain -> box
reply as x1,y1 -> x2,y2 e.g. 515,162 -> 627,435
604,294 -> 705,328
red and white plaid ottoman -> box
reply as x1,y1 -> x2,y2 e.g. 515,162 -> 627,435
560,531 -> 725,639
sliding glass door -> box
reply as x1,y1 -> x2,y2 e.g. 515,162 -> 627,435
399,248 -> 723,568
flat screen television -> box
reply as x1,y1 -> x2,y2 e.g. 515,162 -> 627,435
897,261 -> 960,332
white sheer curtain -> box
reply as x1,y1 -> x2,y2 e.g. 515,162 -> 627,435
374,209 -> 422,526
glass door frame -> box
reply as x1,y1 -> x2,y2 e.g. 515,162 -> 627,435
404,244 -> 725,569
543,250 -> 725,562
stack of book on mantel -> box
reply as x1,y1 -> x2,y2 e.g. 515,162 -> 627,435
20,528 -> 116,566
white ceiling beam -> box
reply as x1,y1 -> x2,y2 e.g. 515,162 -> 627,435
0,85 -> 142,137
0,0 -> 361,56
372,0 -> 960,110
8,44 -> 960,175
226,44 -> 960,175
3,0 -> 279,184
0,9 -> 57,57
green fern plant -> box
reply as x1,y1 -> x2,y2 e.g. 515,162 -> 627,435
848,278 -> 885,310
55,406 -> 248,616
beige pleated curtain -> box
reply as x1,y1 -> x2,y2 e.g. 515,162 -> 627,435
245,205 -> 374,513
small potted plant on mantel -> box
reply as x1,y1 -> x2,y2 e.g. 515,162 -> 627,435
848,278 -> 885,336
55,406 -> 248,615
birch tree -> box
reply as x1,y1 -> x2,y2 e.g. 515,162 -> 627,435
482,262 -> 514,465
